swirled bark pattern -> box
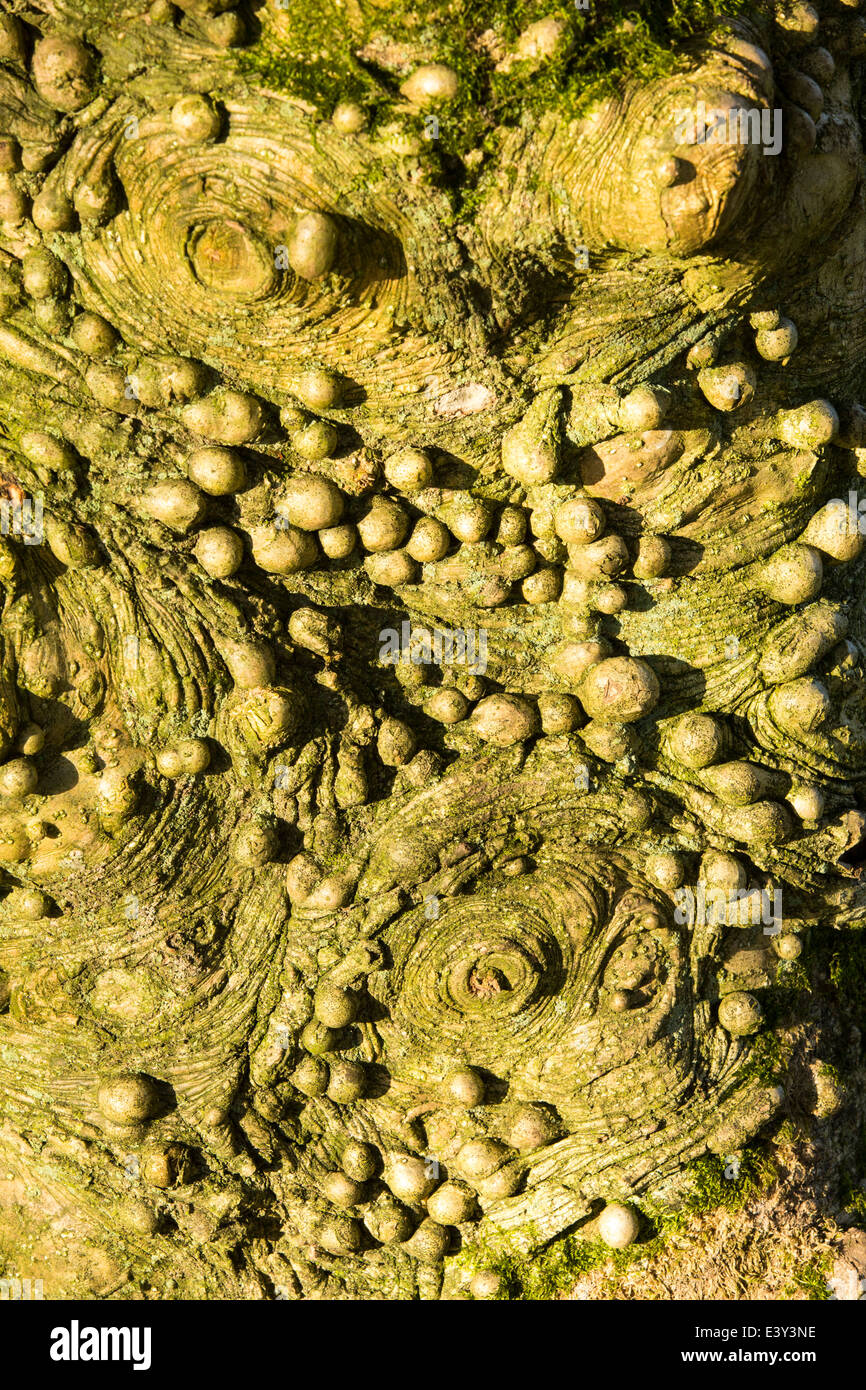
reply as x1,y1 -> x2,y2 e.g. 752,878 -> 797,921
0,0 -> 864,1301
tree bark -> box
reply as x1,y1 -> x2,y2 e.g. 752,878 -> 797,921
0,0 -> 864,1300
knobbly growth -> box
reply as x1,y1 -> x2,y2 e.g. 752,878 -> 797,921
0,0 -> 863,1302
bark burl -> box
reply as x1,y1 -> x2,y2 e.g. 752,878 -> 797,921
0,0 -> 864,1300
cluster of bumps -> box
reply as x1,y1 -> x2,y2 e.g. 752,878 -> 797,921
0,0 -> 864,1299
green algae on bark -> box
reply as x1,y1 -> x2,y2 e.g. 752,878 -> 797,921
0,0 -> 864,1303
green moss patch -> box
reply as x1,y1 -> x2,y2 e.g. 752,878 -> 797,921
464,1149 -> 776,1299
237,1 -> 768,188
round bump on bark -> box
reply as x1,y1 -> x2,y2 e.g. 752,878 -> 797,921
757,544 -> 823,605
400,64 -> 459,104
293,368 -> 342,411
232,821 -> 279,867
229,685 -> 302,750
195,526 -> 244,577
332,101 -> 367,133
426,1182 -> 477,1226
5,886 -> 50,920
496,506 -> 527,545
522,566 -> 562,602
402,1218 -> 450,1264
319,523 -> 358,559
0,818 -> 31,864
579,657 -> 660,724
0,757 -> 38,798
594,581 -> 631,614
787,784 -> 824,822
97,1074 -> 162,1126
501,390 -> 562,486
598,1202 -> 640,1248
0,177 -> 27,224
800,500 -> 865,563
155,738 -> 211,777
476,1162 -> 524,1201
426,687 -> 471,725
70,312 -> 119,358
364,550 -> 418,587
617,386 -> 667,432
364,1196 -> 414,1245
800,46 -> 834,84
755,318 -> 798,361
566,533 -> 629,580
291,420 -> 338,460
32,37 -> 97,112
32,181 -> 77,231
384,447 -> 434,492
299,1018 -> 341,1056
775,933 -> 802,960
774,2 -> 821,47
470,1270 -> 502,1299
96,767 -> 138,819
456,1138 -> 510,1181
697,362 -> 756,412
554,496 -> 606,546
387,1153 -> 437,1203
171,95 -> 222,143
537,692 -> 582,733
725,802 -> 793,846
468,694 -> 539,746
22,249 -> 68,301
322,1172 -> 366,1208
250,524 -> 319,574
549,639 -> 610,684
646,853 -> 686,891
326,1059 -> 366,1103
182,391 -> 264,445
19,431 -> 77,473
142,480 -> 207,533
406,515 -> 450,562
317,1216 -> 362,1255
288,212 -> 338,280
775,400 -> 839,449
750,309 -> 781,331
440,495 -> 493,543
288,606 -> 341,658
443,1065 -> 485,1106
507,1104 -> 559,1152
358,499 -> 410,552
718,991 -> 763,1036
768,678 -> 830,734
276,475 -> 344,531
342,1140 -> 379,1181
314,982 -> 358,1028
633,534 -> 671,579
291,1055 -> 329,1097
187,447 -> 246,496
377,717 -> 416,767
699,851 -> 747,890
780,71 -> 823,121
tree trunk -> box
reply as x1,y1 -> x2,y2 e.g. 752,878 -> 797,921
0,0 -> 864,1301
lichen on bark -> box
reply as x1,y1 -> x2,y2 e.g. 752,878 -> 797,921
0,0 -> 864,1302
